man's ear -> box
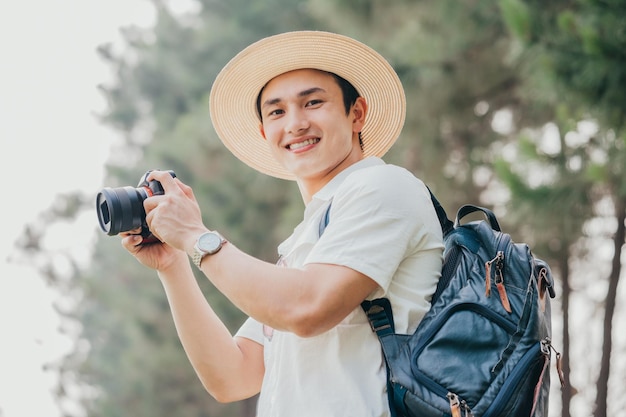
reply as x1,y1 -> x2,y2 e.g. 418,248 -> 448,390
259,124 -> 266,139
352,97 -> 367,133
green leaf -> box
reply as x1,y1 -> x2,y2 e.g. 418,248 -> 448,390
498,0 -> 531,41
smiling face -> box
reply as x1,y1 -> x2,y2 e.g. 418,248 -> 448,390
258,69 -> 367,198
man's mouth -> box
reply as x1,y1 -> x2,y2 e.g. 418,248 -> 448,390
288,138 -> 320,151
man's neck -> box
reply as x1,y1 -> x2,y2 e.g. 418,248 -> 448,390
297,156 -> 366,204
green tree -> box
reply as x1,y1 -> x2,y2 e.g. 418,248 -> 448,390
500,0 -> 626,416
312,0 -> 558,210
492,112 -> 594,417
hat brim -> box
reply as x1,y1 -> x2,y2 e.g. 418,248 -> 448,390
209,31 -> 406,180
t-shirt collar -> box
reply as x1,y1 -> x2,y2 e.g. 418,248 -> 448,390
310,156 -> 385,206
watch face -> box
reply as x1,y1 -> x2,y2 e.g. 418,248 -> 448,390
198,232 -> 222,253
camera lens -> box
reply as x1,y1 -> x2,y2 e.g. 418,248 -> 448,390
96,170 -> 174,240
96,186 -> 149,236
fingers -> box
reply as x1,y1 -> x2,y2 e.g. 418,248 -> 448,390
147,170 -> 179,194
177,179 -> 196,201
143,170 -> 174,212
144,171 -> 197,210
141,170 -> 203,250
145,170 -> 196,202
121,233 -> 144,252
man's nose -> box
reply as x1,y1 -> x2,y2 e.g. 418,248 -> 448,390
285,109 -> 310,134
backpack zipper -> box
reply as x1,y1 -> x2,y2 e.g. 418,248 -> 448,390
485,251 -> 513,313
447,392 -> 461,417
485,233 -> 514,313
447,392 -> 474,417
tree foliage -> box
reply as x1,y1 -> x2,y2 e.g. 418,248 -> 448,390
499,1 -> 626,416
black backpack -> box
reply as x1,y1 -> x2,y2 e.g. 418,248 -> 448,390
319,191 -> 564,417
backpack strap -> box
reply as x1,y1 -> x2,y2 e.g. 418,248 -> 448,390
455,204 -> 501,232
318,201 -> 333,237
361,298 -> 398,417
361,298 -> 396,335
427,187 -> 454,237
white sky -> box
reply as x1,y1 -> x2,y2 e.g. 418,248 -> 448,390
0,1 -> 155,416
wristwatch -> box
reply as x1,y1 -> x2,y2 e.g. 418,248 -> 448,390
191,231 -> 226,268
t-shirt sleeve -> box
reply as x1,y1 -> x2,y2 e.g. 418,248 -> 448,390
235,316 -> 264,345
305,165 -> 438,293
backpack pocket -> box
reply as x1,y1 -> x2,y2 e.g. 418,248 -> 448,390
386,302 -> 525,417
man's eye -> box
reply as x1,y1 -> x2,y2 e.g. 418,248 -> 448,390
306,99 -> 323,107
268,109 -> 284,116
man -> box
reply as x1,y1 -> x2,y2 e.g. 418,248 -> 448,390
122,31 -> 444,417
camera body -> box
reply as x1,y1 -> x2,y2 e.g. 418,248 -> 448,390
96,170 -> 176,243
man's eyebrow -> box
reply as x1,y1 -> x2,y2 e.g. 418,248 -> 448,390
261,87 -> 327,109
298,87 -> 326,97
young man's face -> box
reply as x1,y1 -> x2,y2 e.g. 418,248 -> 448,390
258,69 -> 367,186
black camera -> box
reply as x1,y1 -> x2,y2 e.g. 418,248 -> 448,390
96,170 -> 176,243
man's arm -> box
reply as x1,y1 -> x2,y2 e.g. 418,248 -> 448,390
192,241 -> 379,338
142,170 -> 380,338
156,257 -> 265,402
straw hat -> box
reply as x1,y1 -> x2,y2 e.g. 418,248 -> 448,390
209,31 -> 406,180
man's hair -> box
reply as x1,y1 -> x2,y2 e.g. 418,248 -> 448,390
329,72 -> 361,116
255,70 -> 361,121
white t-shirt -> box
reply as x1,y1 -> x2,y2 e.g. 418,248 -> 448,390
236,157 -> 444,417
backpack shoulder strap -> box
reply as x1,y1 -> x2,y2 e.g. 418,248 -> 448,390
318,201 -> 333,237
427,187 -> 454,237
361,297 -> 399,417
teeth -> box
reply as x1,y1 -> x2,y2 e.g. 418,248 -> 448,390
289,138 -> 319,150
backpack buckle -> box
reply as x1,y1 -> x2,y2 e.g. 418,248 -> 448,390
363,303 -> 393,334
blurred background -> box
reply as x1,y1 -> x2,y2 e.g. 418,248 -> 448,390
1,1 -> 624,416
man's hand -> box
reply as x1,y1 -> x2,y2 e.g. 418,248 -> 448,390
120,229 -> 188,272
119,170 -> 208,272
143,170 -> 208,255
